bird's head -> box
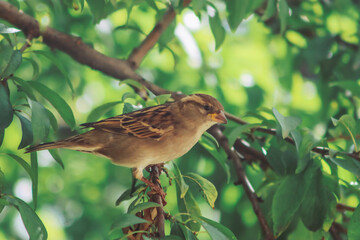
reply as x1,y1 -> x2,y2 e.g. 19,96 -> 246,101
178,94 -> 227,124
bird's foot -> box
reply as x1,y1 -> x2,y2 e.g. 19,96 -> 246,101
140,177 -> 167,206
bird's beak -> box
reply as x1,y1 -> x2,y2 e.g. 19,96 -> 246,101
210,110 -> 227,124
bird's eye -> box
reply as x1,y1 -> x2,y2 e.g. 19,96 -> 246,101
203,105 -> 211,111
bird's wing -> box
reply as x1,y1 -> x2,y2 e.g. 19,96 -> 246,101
81,104 -> 174,140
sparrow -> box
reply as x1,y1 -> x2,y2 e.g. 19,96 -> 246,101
26,94 -> 227,197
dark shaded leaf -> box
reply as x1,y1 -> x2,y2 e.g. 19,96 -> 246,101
266,140 -> 298,175
171,221 -> 197,240
0,84 -> 13,130
300,167 -> 329,231
23,57 -> 40,80
272,170 -> 309,236
29,81 -> 75,129
185,173 -> 217,208
4,195 -> 47,240
278,0 -> 289,34
30,152 -> 38,209
15,112 -> 33,149
1,50 -> 22,78
30,100 -> 50,144
0,130 -> 4,147
349,204 -> 360,240
46,108 -> 58,131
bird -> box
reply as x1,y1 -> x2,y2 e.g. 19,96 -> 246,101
26,93 -> 227,200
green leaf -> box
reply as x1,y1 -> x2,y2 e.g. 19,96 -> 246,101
0,83 -> 13,130
331,114 -> 358,152
5,153 -> 33,180
46,108 -> 58,131
0,23 -> 21,34
127,202 -> 161,215
171,221 -> 197,240
177,185 -> 201,232
329,153 -> 360,176
110,213 -> 149,230
4,195 -> 47,240
296,133 -> 317,173
172,162 -> 189,198
29,81 -> 75,129
300,167 -> 329,231
209,7 -> 225,50
87,101 -> 122,122
273,108 -> 301,138
272,170 -> 309,236
30,152 -> 38,209
23,57 -> 40,80
30,100 -> 50,145
261,0 -> 276,21
0,168 -> 5,193
86,0 -> 115,23
115,184 -> 145,206
194,216 -> 237,240
278,0 -> 289,34
266,140 -> 298,175
32,50 -> 74,93
1,49 -> 22,78
225,0 -> 264,32
228,124 -> 261,147
0,130 -> 4,147
0,40 -> 14,74
330,80 -> 360,95
48,149 -> 65,169
11,76 -> 37,100
155,94 -> 172,104
349,204 -> 360,240
185,173 -> 217,208
15,112 -> 33,149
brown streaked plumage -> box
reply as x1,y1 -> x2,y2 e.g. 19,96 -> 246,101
26,94 -> 227,193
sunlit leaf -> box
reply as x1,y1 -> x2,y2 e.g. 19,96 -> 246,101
0,84 -> 13,130
177,185 -> 201,232
331,114 -> 358,152
0,24 -> 21,34
185,173 -> 217,208
273,108 -> 301,138
4,195 -> 47,240
87,101 -> 122,122
329,153 -> 360,176
127,202 -> 161,215
172,162 -> 189,198
155,94 -> 172,104
194,216 -> 237,240
15,112 -> 33,149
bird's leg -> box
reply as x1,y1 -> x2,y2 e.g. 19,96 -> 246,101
132,167 -> 167,205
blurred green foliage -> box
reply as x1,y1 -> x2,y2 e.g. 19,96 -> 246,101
1,0 -> 360,239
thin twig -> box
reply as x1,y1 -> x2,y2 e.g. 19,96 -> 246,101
208,126 -> 275,240
150,165 -> 165,237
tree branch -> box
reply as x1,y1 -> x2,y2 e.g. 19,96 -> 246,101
127,0 -> 191,69
208,126 -> 275,240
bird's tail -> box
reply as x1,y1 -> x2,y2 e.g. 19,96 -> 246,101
25,141 -> 68,153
